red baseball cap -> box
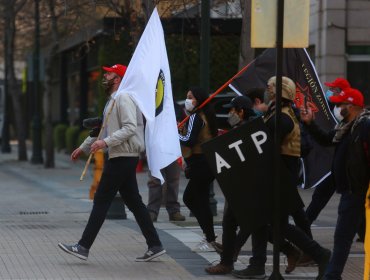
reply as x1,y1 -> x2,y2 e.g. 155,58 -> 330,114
329,88 -> 364,107
102,64 -> 127,78
324,77 -> 350,90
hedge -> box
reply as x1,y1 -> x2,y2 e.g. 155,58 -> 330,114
53,123 -> 68,151
65,126 -> 80,154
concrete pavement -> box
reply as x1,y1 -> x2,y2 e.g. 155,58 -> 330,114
0,143 -> 365,279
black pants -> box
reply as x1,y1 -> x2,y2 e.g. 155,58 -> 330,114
305,175 -> 335,224
183,154 -> 216,242
79,157 -> 162,249
291,207 -> 313,239
279,216 -> 326,263
221,203 -> 267,266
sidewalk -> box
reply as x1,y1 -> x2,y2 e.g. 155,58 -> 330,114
0,144 -> 365,279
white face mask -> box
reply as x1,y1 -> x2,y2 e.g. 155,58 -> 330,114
185,99 -> 195,112
227,112 -> 241,127
333,105 -> 344,122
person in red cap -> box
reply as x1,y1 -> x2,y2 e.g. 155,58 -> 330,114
102,64 -> 127,78
58,64 -> 166,262
324,77 -> 351,103
300,87 -> 370,280
302,77 -> 353,267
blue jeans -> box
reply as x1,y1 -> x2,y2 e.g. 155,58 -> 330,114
324,192 -> 365,280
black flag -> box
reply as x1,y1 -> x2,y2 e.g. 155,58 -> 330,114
202,118 -> 303,233
230,48 -> 336,188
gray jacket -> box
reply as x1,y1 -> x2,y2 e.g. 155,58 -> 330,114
80,92 -> 145,158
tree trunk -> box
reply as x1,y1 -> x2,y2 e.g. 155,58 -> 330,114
142,0 -> 155,23
239,0 -> 254,69
2,4 -> 11,154
5,0 -> 28,161
43,0 -> 59,168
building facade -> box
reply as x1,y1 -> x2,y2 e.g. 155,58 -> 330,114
27,0 -> 370,129
310,0 -> 370,104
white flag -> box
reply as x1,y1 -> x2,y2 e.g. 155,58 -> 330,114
116,7 -> 181,183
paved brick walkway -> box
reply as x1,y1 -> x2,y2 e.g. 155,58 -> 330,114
0,144 -> 365,279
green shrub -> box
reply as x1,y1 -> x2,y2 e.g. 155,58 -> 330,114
53,123 -> 68,151
77,129 -> 90,146
77,129 -> 90,160
65,126 -> 80,154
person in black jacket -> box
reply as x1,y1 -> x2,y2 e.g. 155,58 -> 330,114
231,76 -> 331,280
305,78 -> 351,227
205,96 -> 269,276
179,87 -> 222,253
300,87 -> 370,280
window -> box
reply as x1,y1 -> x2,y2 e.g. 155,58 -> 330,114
347,60 -> 370,106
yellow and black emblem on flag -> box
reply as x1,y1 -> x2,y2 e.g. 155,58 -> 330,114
155,70 -> 165,116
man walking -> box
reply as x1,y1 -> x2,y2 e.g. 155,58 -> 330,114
301,87 -> 369,279
58,64 -> 165,262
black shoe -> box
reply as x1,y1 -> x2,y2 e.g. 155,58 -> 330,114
316,248 -> 331,280
231,265 -> 265,279
135,246 -> 166,262
58,243 -> 89,260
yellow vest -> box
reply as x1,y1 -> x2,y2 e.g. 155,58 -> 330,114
263,105 -> 301,157
281,106 -> 301,157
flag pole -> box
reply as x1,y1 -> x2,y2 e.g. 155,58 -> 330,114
269,0 -> 285,279
177,60 -> 254,128
80,100 -> 116,181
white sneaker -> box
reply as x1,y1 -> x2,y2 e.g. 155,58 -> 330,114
192,239 -> 214,252
192,239 -> 223,253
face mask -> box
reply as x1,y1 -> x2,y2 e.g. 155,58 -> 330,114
185,99 -> 195,112
227,112 -> 241,127
325,90 -> 333,101
333,106 -> 344,121
253,109 -> 264,117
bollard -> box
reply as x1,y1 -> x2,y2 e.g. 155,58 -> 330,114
107,194 -> 127,219
136,158 -> 144,172
89,150 -> 104,199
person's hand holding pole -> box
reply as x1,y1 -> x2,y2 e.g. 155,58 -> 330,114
90,140 -> 107,154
